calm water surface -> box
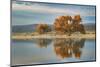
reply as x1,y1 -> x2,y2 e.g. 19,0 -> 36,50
11,38 -> 96,66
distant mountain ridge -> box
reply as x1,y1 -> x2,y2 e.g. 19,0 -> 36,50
12,24 -> 38,33
12,23 -> 95,33
83,23 -> 95,32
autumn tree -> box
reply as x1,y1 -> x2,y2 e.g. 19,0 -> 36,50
36,24 -> 50,34
72,15 -> 86,34
54,15 -> 86,35
54,16 -> 72,34
73,15 -> 82,24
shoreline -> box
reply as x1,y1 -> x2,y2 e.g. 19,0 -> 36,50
12,34 -> 95,40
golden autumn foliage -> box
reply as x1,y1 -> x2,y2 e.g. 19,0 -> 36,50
54,15 -> 86,35
54,16 -> 72,34
36,24 -> 49,34
36,15 -> 85,35
73,15 -> 82,24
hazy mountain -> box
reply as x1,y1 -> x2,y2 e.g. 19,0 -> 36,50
12,24 -> 38,33
12,23 -> 95,33
83,23 -> 95,32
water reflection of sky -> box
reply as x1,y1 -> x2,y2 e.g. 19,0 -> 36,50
12,1 -> 96,25
11,38 -> 96,66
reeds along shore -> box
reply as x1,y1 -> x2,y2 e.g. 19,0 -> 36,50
12,32 -> 95,40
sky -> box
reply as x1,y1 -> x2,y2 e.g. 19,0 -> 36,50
12,1 -> 96,26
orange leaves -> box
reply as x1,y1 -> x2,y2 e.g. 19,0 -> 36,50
54,15 -> 86,35
36,15 -> 85,35
36,24 -> 49,34
73,15 -> 82,24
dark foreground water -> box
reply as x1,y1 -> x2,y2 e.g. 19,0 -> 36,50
11,38 -> 96,66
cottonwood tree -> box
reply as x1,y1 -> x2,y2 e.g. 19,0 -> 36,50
54,15 -> 86,35
72,15 -> 86,34
54,16 -> 72,34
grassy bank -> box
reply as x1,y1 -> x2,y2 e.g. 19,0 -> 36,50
12,32 -> 95,40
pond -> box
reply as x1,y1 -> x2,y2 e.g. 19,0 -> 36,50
11,38 -> 96,66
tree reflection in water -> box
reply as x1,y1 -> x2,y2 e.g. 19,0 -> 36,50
54,38 -> 85,59
35,38 -> 52,48
35,38 -> 85,59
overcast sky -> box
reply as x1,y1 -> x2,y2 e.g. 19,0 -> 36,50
12,1 -> 96,25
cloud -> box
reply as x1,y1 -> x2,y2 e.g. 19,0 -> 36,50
12,1 -> 95,17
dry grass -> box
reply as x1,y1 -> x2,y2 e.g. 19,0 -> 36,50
12,32 -> 95,40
